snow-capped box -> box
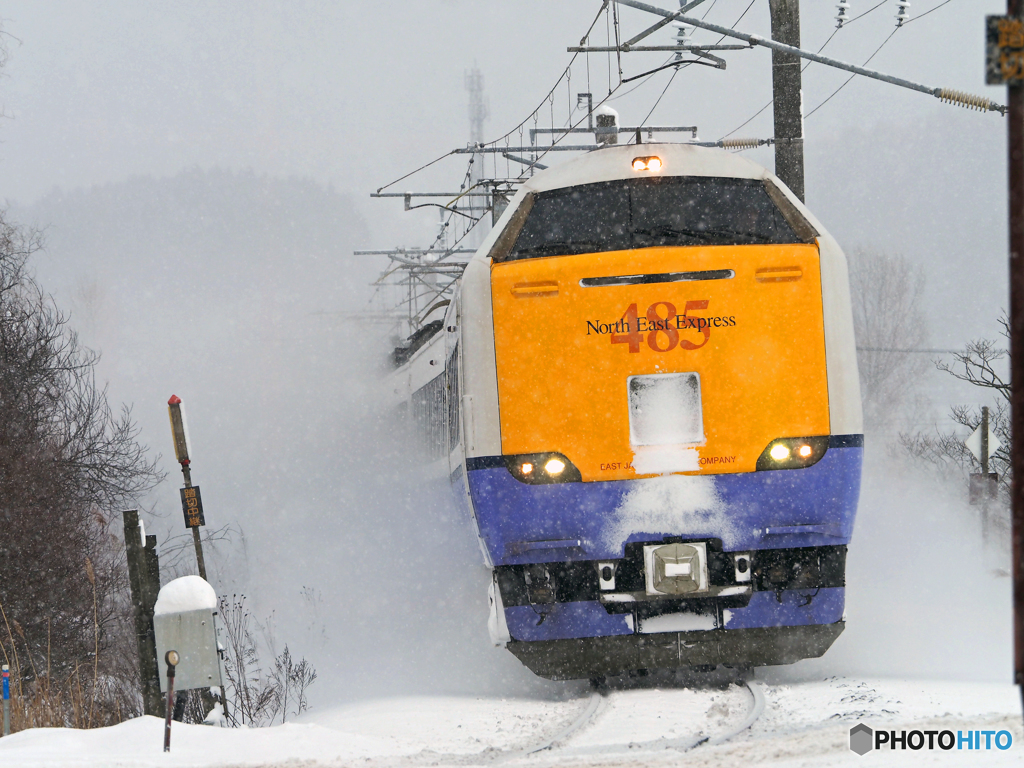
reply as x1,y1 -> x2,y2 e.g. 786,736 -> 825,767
153,575 -> 222,693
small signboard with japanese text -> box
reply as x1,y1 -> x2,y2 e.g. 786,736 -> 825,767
987,15 -> 1024,85
180,486 -> 206,528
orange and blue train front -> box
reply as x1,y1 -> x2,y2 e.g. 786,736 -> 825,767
465,205 -> 861,679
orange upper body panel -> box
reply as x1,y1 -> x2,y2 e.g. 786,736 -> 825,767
490,244 -> 829,481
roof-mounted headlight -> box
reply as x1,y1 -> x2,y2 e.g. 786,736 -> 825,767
631,155 -> 663,172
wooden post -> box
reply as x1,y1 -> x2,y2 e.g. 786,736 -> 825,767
123,510 -> 163,716
181,463 -> 208,581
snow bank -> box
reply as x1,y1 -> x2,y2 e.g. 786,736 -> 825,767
154,576 -> 217,616
0,680 -> 1018,767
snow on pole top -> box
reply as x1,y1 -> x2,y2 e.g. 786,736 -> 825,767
154,575 -> 217,616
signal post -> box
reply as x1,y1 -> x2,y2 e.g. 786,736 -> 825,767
168,395 -> 207,580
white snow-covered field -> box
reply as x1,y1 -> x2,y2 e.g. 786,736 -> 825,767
1,677 -> 1019,767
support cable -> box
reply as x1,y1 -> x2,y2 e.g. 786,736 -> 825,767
614,0 -> 1006,114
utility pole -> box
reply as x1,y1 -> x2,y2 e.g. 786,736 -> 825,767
988,0 -> 1024,722
768,0 -> 804,202
1008,0 -> 1024,722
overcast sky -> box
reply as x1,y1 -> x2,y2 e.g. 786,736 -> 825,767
0,0 -> 1012,698
0,1 -> 1007,202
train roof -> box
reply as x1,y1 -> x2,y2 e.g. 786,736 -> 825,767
472,143 -> 821,263
518,142 -> 767,195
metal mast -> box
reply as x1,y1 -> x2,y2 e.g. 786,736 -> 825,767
465,65 -> 490,241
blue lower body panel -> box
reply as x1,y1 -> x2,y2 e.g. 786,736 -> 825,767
468,445 -> 862,566
467,443 -> 859,671
723,587 -> 845,630
504,587 -> 844,642
506,601 -> 635,642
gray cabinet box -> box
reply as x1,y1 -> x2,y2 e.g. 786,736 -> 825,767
154,607 -> 221,693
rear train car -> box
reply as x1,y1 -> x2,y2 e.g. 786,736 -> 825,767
406,142 -> 862,680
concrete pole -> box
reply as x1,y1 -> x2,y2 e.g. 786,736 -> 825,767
1009,0 -> 1024,723
768,0 -> 805,202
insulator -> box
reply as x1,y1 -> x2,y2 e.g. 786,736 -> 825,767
835,0 -> 850,29
896,0 -> 910,27
673,21 -> 695,52
720,138 -> 761,150
938,88 -> 993,112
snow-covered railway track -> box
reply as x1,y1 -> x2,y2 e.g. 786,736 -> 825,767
496,680 -> 765,763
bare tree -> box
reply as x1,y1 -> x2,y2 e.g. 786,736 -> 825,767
848,250 -> 929,434
0,209 -> 163,727
898,314 -> 1011,548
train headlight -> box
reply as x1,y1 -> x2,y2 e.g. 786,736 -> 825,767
504,453 -> 582,484
756,436 -> 830,471
631,155 -> 663,172
544,458 -> 566,476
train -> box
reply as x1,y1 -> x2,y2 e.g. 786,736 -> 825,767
388,141 -> 862,681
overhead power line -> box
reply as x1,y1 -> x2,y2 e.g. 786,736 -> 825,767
613,0 -> 1006,115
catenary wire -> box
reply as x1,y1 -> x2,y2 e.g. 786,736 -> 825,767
802,27 -> 901,118
905,0 -> 957,25
638,0 -> 758,129
719,0 -> 889,140
376,1 -> 608,194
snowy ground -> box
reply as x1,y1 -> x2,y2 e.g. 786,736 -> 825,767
1,677 -> 1019,767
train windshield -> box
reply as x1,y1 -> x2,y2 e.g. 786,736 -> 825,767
506,177 -> 803,260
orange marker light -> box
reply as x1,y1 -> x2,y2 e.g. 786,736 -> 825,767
797,444 -> 813,458
632,156 -> 663,172
521,462 -> 534,475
